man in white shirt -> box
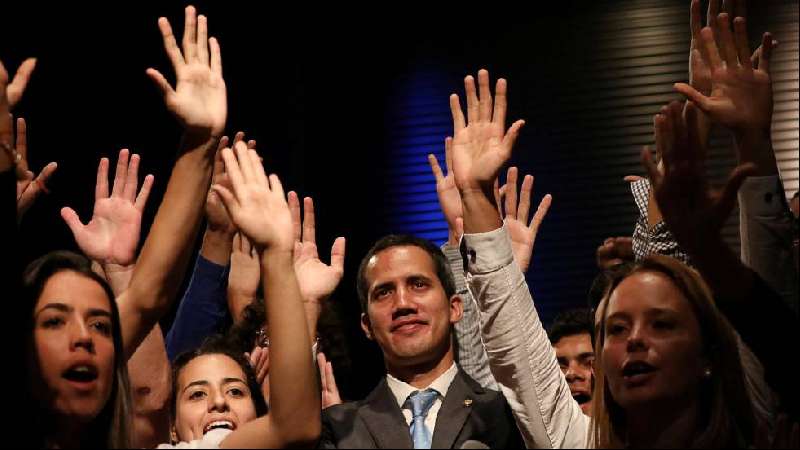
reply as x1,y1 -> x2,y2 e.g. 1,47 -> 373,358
319,235 -> 524,449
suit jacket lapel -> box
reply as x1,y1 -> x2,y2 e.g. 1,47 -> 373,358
431,372 -> 475,449
358,379 -> 414,449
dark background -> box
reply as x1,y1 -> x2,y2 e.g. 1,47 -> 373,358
3,1 -> 797,401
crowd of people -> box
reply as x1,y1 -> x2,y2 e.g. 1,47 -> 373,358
2,0 -> 799,448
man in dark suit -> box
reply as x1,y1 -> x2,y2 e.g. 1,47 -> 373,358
319,235 -> 524,449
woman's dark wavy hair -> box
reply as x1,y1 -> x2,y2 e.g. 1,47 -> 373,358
22,251 -> 133,448
171,334 -> 268,427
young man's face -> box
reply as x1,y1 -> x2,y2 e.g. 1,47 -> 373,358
553,333 -> 594,415
361,246 -> 462,370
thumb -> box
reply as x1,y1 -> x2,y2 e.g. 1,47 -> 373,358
60,207 -> 86,237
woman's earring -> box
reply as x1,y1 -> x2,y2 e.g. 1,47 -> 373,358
170,428 -> 179,445
703,367 -> 713,379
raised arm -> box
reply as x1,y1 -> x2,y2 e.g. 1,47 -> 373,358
675,7 -> 797,314
450,70 -> 588,448
116,6 -> 227,360
212,142 -> 320,448
642,100 -> 799,418
290,192 -> 345,345
12,118 -> 58,221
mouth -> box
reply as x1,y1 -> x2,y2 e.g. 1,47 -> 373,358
62,364 -> 99,385
390,319 -> 428,334
203,420 -> 236,435
621,361 -> 657,383
572,392 -> 592,405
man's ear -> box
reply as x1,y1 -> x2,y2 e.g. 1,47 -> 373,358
360,313 -> 374,341
449,294 -> 464,324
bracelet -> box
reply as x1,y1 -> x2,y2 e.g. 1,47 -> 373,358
0,141 -> 21,165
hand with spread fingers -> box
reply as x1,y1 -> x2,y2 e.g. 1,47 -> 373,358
61,149 -> 155,267
11,117 -> 58,219
641,101 -> 755,254
0,58 -> 37,110
428,137 -> 464,245
211,142 -> 294,253
146,5 -> 226,138
450,69 -> 526,234
675,4 -> 778,174
289,192 -> 346,305
498,167 -> 552,273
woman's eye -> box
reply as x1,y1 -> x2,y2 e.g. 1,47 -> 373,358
189,391 -> 206,400
228,388 -> 245,398
91,321 -> 112,336
607,324 -> 626,336
42,317 -> 64,328
653,320 -> 675,330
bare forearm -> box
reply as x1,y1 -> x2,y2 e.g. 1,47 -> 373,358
461,189 -> 503,234
227,290 -> 254,324
200,229 -> 233,266
735,128 -> 778,177
122,134 -> 218,358
262,248 -> 321,445
102,264 -> 135,296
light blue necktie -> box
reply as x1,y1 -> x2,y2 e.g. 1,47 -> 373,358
404,389 -> 439,449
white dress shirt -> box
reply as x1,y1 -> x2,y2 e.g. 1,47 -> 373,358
386,362 -> 459,437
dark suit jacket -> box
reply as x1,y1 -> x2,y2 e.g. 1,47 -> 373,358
319,369 -> 525,449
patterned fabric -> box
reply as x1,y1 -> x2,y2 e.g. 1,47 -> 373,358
405,389 -> 439,449
631,178 -> 692,266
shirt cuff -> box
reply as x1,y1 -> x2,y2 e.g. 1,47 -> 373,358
460,225 -> 514,275
442,243 -> 468,293
739,176 -> 788,217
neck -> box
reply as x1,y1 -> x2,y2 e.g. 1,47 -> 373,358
46,416 -> 89,449
386,344 -> 455,389
626,397 -> 699,448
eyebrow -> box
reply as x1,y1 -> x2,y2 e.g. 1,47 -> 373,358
182,378 -> 248,394
35,303 -> 112,319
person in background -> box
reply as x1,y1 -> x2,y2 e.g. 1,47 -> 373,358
549,309 -> 595,416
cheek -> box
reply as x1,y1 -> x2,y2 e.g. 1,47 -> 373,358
231,398 -> 258,422
176,401 -> 205,437
33,332 -> 65,383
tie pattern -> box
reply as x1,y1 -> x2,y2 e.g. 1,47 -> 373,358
405,389 -> 439,449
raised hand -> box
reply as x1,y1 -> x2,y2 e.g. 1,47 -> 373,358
596,237 -> 634,270
675,11 -> 775,134
498,167 -> 552,273
450,69 -> 525,196
206,132 -> 256,235
211,142 -> 293,252
641,101 -> 754,253
0,58 -> 37,110
246,344 -> 271,390
61,149 -> 155,266
12,117 -> 58,218
228,232 -> 261,320
289,192 -> 346,304
428,137 -> 464,244
318,352 -> 342,409
146,6 -> 226,137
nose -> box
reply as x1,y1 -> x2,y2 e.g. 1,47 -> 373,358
391,287 -> 417,319
208,389 -> 229,413
626,322 -> 648,353
565,361 -> 585,383
69,318 -> 94,354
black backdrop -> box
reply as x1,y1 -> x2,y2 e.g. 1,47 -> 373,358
3,1 -> 797,401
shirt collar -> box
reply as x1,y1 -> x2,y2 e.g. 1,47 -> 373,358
386,362 -> 458,409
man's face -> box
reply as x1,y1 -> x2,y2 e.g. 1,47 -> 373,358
553,333 -> 594,415
361,246 -> 462,369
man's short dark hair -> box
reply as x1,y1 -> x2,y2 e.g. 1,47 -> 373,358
549,308 -> 594,346
356,235 -> 457,314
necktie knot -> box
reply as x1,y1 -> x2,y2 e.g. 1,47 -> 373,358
406,388 -> 439,419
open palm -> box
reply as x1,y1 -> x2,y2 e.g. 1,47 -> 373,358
450,70 -> 524,194
147,7 -> 226,137
62,150 -> 154,266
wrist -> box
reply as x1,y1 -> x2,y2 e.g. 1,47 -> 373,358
461,194 -> 503,234
103,262 -> 136,274
734,128 -> 777,176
